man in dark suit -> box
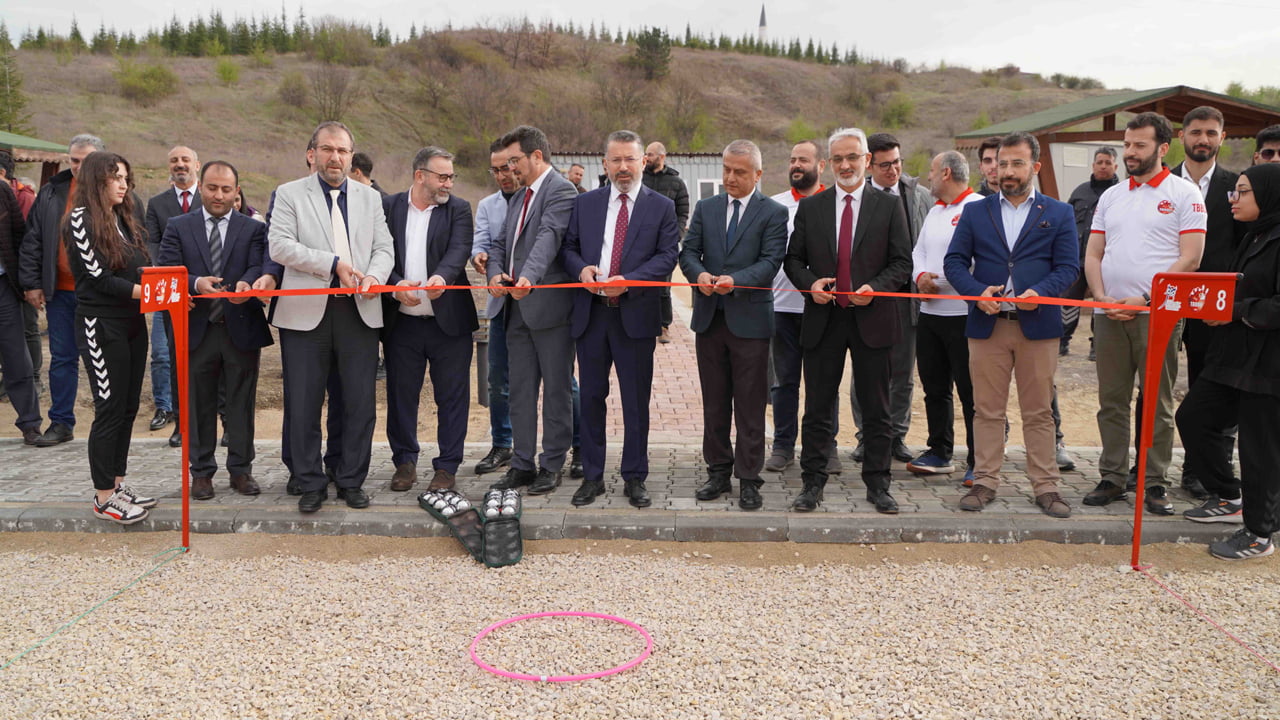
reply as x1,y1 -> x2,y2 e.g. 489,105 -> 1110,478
562,130 -> 681,508
486,125 -> 579,496
158,161 -> 272,500
1173,105 -> 1244,499
679,139 -> 789,510
784,128 -> 912,514
944,132 -> 1080,519
382,146 -> 478,493
144,145 -> 202,446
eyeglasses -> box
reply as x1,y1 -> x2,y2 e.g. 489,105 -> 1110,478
316,145 -> 352,157
418,169 -> 456,183
1227,189 -> 1253,202
506,154 -> 527,167
490,166 -> 513,175
1260,148 -> 1280,161
605,156 -> 641,166
872,159 -> 902,171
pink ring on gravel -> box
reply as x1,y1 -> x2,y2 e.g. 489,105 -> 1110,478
469,611 -> 653,682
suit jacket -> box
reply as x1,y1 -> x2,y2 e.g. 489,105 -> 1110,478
679,190 -> 789,340
381,191 -> 479,338
267,175 -> 394,331
783,185 -> 913,349
560,185 -> 681,339
485,168 -> 578,329
158,209 -> 273,352
943,191 -> 1079,341
145,186 -> 202,261
1170,162 -> 1244,274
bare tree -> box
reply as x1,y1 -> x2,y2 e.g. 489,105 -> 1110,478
663,77 -> 706,149
453,65 -> 516,142
591,66 -> 650,130
571,29 -> 600,70
309,63 -> 358,122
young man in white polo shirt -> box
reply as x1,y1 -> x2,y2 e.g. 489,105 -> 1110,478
908,150 -> 983,485
1083,112 -> 1206,514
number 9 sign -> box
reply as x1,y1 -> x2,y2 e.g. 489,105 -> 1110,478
140,267 -> 187,313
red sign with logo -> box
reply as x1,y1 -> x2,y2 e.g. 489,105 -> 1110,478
1151,273 -> 1235,322
140,267 -> 186,312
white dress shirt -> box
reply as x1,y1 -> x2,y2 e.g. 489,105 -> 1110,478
725,191 -> 752,233
596,183 -> 642,276
400,201 -> 435,316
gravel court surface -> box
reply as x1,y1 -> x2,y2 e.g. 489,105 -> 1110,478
2,535 -> 1278,720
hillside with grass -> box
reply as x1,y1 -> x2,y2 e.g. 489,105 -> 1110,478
13,29 -> 1109,205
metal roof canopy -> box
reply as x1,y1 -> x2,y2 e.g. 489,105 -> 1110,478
954,85 -> 1280,198
0,130 -> 71,186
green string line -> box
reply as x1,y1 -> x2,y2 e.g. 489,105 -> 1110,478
2,546 -> 189,671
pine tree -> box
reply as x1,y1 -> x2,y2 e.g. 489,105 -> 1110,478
69,16 -> 86,52
0,21 -> 11,52
0,49 -> 32,133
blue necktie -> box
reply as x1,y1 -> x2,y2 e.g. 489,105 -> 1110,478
726,198 -> 741,252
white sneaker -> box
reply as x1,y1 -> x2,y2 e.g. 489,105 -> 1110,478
93,492 -> 149,525
114,484 -> 158,509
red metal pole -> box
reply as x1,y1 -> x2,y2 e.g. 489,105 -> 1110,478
176,280 -> 190,550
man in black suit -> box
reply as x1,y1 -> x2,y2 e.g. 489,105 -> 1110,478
1174,105 -> 1244,499
784,127 -> 913,514
144,145 -> 202,446
382,146 -> 478,493
679,139 -> 789,510
158,161 -> 272,500
562,130 -> 681,508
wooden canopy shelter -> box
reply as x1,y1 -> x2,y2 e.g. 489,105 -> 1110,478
954,85 -> 1280,198
0,130 -> 70,186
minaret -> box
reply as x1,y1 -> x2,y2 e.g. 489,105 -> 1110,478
758,5 -> 767,44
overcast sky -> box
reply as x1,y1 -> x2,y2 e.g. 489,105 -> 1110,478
6,0 -> 1275,92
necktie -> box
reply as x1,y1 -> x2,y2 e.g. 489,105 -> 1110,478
836,195 -> 854,308
181,190 -> 191,213
329,188 -> 353,268
511,187 -> 533,274
608,194 -> 629,277
208,216 -> 224,322
726,198 -> 741,252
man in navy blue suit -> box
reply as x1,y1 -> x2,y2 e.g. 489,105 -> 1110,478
561,130 -> 681,508
944,132 -> 1080,518
159,160 -> 273,500
381,146 -> 478,493
679,140 -> 789,511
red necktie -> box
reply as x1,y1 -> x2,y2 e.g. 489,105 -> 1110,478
608,194 -> 629,276
836,195 -> 854,308
181,190 -> 191,213
510,188 -> 533,274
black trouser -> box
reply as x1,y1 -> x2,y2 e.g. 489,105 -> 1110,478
1060,269 -> 1087,343
77,313 -> 146,491
659,272 -> 673,328
189,322 -> 260,479
22,301 -> 42,376
916,312 -> 975,467
770,311 -> 837,458
695,311 -> 770,485
1177,378 -> 1280,538
1181,319 -> 1237,477
1,282 -> 41,432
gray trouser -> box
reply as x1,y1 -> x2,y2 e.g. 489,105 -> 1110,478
1094,314 -> 1181,487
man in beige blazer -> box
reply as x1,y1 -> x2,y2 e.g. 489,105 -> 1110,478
268,121 -> 394,513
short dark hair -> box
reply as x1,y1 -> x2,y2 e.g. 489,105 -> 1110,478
866,132 -> 901,156
501,125 -> 552,162
309,120 -> 354,150
999,132 -> 1040,163
1182,105 -> 1224,128
412,146 -> 454,173
200,160 -> 240,186
350,152 -> 374,176
0,150 -> 13,179
1126,112 -> 1173,146
569,162 -> 586,171
979,136 -> 1003,158
1093,146 -> 1118,161
489,137 -> 507,154
1257,125 -> 1280,151
605,129 -> 643,155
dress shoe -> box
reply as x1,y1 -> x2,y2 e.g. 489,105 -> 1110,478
1181,473 -> 1211,500
1144,485 -> 1174,516
34,422 -> 73,447
149,409 -> 174,431
891,439 -> 914,463
867,488 -> 899,514
658,326 -> 672,344
1082,480 -> 1126,506
695,476 -> 732,501
298,490 -> 324,513
390,463 -> 417,492
569,447 -> 584,479
1035,491 -> 1072,518
764,452 -> 792,472
337,487 -> 370,509
739,483 -> 763,511
571,480 -> 605,506
191,476 -> 215,501
491,467 -> 536,490
229,473 -> 260,496
427,469 -> 456,491
475,446 -> 513,474
791,484 -> 824,512
168,428 -> 181,448
850,442 -> 865,463
1056,443 -> 1076,472
625,479 -> 652,508
959,485 -> 997,512
22,427 -> 41,446
528,468 -> 561,495
286,474 -> 304,496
